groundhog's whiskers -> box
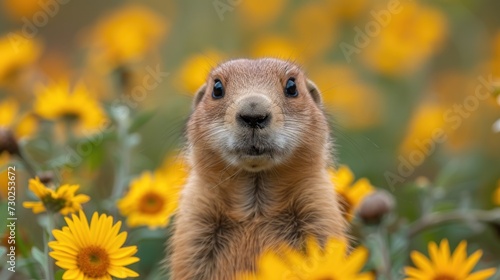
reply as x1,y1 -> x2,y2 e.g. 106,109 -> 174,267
211,168 -> 243,190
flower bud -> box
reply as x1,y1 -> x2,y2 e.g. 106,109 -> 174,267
37,171 -> 55,185
0,127 -> 20,155
357,189 -> 395,224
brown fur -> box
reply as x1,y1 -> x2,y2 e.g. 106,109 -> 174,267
168,58 -> 347,279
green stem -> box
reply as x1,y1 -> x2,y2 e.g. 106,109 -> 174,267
110,106 -> 131,208
376,226 -> 393,280
43,214 -> 55,280
17,149 -> 37,178
64,119 -> 76,145
17,230 -> 40,279
408,208 -> 500,238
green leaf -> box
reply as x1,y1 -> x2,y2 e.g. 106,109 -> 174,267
31,247 -> 47,274
85,141 -> 106,170
55,269 -> 65,280
128,111 -> 156,133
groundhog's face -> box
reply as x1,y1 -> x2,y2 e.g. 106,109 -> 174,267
188,58 -> 327,172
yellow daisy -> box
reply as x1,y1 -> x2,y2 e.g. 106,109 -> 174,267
310,65 -> 382,129
239,238 -> 373,279
405,239 -> 497,280
177,50 -> 224,93
296,238 -> 373,280
0,99 -> 17,126
23,177 -> 90,215
399,101 -> 446,158
328,0 -> 369,20
34,81 -> 107,133
362,2 -> 447,76
492,31 -> 500,80
330,165 -> 375,220
237,0 -> 286,29
2,0 -> 41,20
250,35 -> 299,62
49,210 -> 140,279
0,98 -> 37,138
289,3 -> 338,60
89,4 -> 167,67
494,180 -> 500,206
117,157 -> 185,229
0,34 -> 41,85
237,250 -> 296,280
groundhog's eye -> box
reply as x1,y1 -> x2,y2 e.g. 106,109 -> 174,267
212,80 -> 225,99
285,78 -> 298,97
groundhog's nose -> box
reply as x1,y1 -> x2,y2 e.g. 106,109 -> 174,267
237,95 -> 271,129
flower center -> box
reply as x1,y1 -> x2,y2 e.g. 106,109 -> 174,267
62,111 -> 81,121
76,246 -> 110,278
41,194 -> 66,213
433,275 -> 457,280
138,192 -> 165,214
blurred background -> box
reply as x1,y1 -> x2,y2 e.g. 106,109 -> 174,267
0,0 -> 500,279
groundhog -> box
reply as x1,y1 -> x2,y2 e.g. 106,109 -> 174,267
169,58 -> 347,279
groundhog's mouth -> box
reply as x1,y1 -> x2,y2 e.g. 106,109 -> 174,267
225,135 -> 288,170
247,146 -> 268,156
226,143 -> 287,171
232,132 -> 280,157
236,146 -> 272,157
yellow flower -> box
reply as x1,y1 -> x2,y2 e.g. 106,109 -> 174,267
237,249 -> 296,280
362,2 -> 447,76
310,65 -> 383,129
250,35 -> 300,62
118,157 -> 185,229
0,99 -> 17,126
405,239 -> 497,280
298,238 -> 373,280
0,98 -> 37,138
239,238 -> 373,279
328,0 -> 370,21
399,101 -> 445,157
34,81 -> 107,133
2,0 -> 41,20
23,178 -> 90,215
424,72 -> 494,152
89,4 -> 167,67
0,34 -> 41,85
177,50 -> 224,93
330,165 -> 375,220
0,152 -> 9,166
490,31 -> 500,80
237,0 -> 287,29
289,3 -> 338,60
49,210 -> 140,279
494,180 -> 500,206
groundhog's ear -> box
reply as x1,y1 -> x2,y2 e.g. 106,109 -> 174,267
192,84 -> 207,109
306,79 -> 322,105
